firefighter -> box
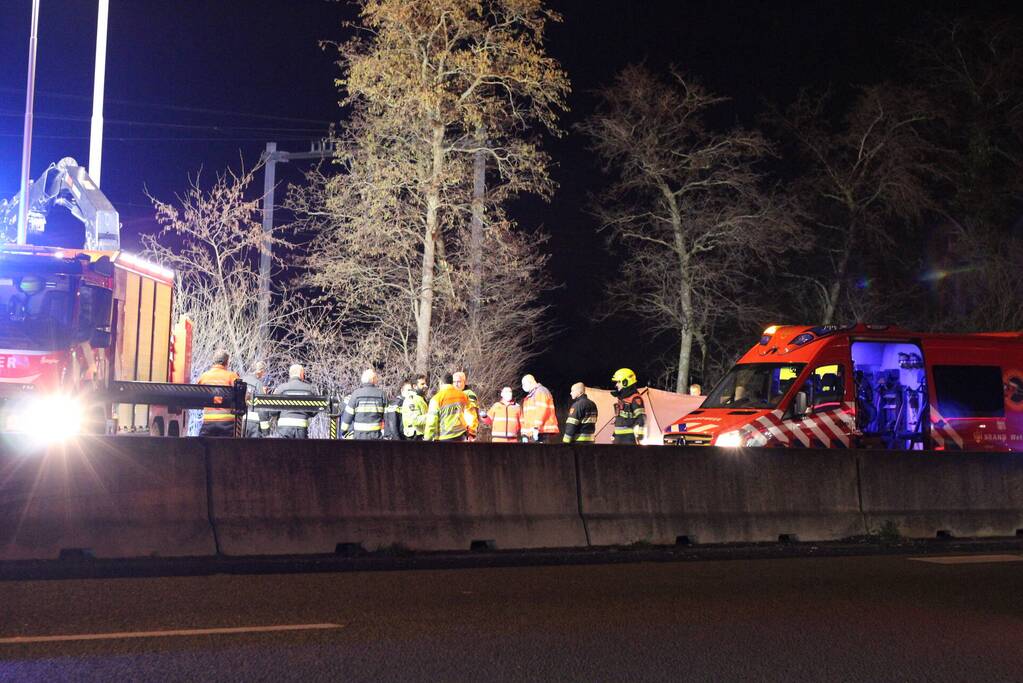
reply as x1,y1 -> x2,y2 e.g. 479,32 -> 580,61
483,386 -> 522,443
521,374 -> 559,443
240,360 -> 269,438
342,369 -> 388,440
452,371 -> 480,440
196,349 -> 241,437
611,368 -> 645,444
424,372 -> 470,442
274,364 -> 318,439
400,379 -> 429,440
563,382 -> 598,444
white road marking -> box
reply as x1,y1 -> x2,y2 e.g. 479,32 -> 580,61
0,623 -> 344,645
908,555 -> 1023,565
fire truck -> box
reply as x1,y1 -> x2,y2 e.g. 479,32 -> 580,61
0,158 -> 193,438
663,323 -> 1023,452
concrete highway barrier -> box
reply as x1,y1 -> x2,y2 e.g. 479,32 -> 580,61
0,436 -> 215,560
4,436 -> 1023,563
857,451 -> 1023,539
576,446 -> 865,545
205,439 -> 587,554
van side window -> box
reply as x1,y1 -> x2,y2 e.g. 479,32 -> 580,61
932,365 -> 1004,418
801,364 -> 844,411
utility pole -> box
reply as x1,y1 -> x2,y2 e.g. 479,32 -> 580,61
257,139 -> 336,355
89,0 -> 110,186
16,0 -> 42,245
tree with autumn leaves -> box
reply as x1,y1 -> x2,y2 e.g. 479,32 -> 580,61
291,0 -> 569,395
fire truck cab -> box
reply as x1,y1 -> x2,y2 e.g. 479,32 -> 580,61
664,324 -> 1023,452
0,245 -> 190,437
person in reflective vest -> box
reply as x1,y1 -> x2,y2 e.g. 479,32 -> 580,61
196,348 -> 241,437
452,371 -> 480,440
342,368 -> 388,439
563,382 -> 598,443
611,367 -> 645,444
521,374 -> 559,442
400,379 -> 429,440
241,360 -> 269,438
273,364 -> 317,439
424,372 -> 470,442
483,386 -> 522,443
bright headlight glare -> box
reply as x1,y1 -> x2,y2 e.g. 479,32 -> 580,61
6,395 -> 83,443
714,430 -> 744,448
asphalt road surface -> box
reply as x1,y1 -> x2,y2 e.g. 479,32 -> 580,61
2,553 -> 1023,682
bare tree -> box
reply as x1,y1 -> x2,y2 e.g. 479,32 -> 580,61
772,85 -> 941,324
326,0 -> 570,377
143,165 -> 307,391
578,65 -> 797,393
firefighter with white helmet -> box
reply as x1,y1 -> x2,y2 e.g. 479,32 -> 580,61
611,368 -> 645,444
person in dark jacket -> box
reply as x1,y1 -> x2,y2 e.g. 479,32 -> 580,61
273,364 -> 318,439
563,382 -> 598,443
341,369 -> 388,439
383,383 -> 407,440
240,360 -> 269,438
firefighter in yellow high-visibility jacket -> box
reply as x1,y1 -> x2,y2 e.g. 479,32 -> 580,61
424,372 -> 472,442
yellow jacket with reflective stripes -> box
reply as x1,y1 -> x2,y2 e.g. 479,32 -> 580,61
424,384 -> 469,441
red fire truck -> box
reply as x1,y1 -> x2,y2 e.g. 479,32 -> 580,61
0,158 -> 193,439
663,324 -> 1023,452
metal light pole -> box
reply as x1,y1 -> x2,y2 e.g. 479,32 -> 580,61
88,0 -> 110,186
16,0 -> 42,245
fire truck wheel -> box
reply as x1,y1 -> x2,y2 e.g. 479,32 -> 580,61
150,415 -> 165,437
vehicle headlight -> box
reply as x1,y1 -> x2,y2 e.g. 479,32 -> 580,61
714,430 -> 744,448
6,395 -> 83,443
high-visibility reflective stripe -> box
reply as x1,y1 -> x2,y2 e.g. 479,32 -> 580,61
439,430 -> 467,440
353,423 -> 382,431
278,417 -> 309,428
566,417 -> 579,425
355,404 -> 383,413
575,434 -> 594,442
254,399 -> 328,408
580,417 -> 597,424
613,427 -> 634,435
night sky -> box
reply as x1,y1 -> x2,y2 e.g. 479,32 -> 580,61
1,0 -> 1018,397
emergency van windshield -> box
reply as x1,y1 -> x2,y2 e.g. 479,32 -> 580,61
0,274 -> 73,351
702,363 -> 805,409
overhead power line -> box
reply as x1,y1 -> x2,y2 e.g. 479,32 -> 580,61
0,86 -> 334,126
0,110 -> 328,134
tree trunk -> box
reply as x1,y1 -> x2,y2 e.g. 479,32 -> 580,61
415,123 -> 445,375
676,325 -> 694,394
822,221 -> 857,325
662,181 -> 695,394
467,126 -> 486,373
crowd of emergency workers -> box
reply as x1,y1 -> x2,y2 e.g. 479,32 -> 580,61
194,349 -> 649,444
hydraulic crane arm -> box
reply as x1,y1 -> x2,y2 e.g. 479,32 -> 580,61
1,157 -> 120,250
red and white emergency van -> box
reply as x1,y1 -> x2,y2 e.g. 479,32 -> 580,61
663,324 -> 1023,452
